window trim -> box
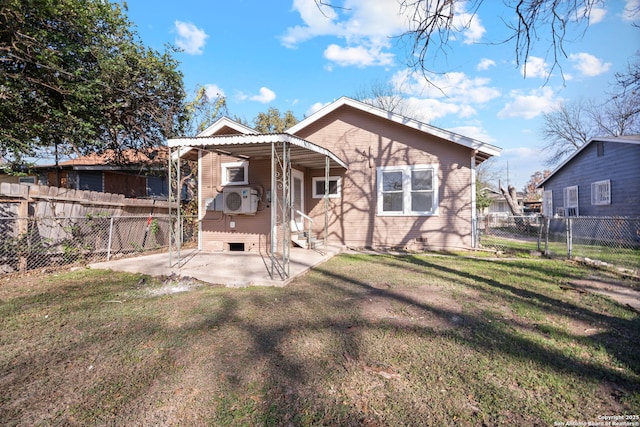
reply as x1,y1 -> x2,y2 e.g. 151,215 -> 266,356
591,179 -> 611,205
221,161 -> 248,186
376,164 -> 439,216
542,190 -> 553,217
563,185 -> 579,217
312,176 -> 341,199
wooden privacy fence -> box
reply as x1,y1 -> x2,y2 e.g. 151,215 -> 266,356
0,183 -> 181,274
0,182 -> 174,219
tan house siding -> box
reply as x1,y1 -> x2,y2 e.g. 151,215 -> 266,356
199,155 -> 274,252
183,99 -> 498,253
298,106 -> 474,250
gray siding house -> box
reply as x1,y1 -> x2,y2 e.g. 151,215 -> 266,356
537,135 -> 640,217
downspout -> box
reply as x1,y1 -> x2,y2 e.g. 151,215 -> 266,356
471,151 -> 477,249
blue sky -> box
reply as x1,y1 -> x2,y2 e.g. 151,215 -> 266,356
125,0 -> 639,190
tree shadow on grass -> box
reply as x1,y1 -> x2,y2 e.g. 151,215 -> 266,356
2,257 -> 640,425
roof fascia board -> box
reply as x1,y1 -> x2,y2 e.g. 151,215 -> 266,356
287,96 -> 501,157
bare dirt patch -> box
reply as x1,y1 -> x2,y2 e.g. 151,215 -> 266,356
566,275 -> 640,312
359,284 -> 465,330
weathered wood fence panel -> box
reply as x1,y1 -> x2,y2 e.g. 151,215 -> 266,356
0,183 -> 180,274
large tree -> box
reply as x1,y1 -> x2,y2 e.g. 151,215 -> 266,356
398,0 -> 632,76
541,90 -> 640,166
315,1 -> 639,77
0,0 -> 186,164
253,107 -> 298,133
353,80 -> 412,118
183,85 -> 228,137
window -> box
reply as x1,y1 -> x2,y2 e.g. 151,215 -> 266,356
312,176 -> 341,198
542,190 -> 553,216
18,176 -> 35,184
563,185 -> 579,216
591,180 -> 611,205
597,142 -> 604,157
221,161 -> 248,186
376,165 -> 438,216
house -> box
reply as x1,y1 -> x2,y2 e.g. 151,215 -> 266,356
537,135 -> 640,217
169,97 -> 501,256
31,148 -> 169,199
478,188 -> 525,217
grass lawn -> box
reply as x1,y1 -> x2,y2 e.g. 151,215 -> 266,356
480,234 -> 640,273
1,253 -> 639,426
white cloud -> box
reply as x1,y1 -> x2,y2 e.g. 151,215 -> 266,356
623,0 -> 640,22
392,69 -> 500,105
204,84 -> 225,99
522,56 -> 550,79
449,125 -> 495,143
251,87 -> 276,103
588,6 -> 607,23
280,0 -> 340,47
402,97 -> 474,122
451,2 -> 486,44
569,52 -> 612,77
477,58 -> 496,71
323,44 -> 394,67
237,87 -> 277,104
305,101 -> 331,117
498,87 -> 563,120
282,0 -> 484,68
174,21 -> 208,55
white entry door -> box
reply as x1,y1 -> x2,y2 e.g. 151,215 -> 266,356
291,169 -> 304,233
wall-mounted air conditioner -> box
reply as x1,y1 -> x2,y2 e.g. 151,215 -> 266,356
223,187 -> 258,215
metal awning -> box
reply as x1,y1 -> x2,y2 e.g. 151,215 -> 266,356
168,133 -> 348,170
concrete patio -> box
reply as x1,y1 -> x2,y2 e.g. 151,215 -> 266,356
89,245 -> 343,287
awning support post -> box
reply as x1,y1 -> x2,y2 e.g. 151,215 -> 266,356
324,156 -> 329,245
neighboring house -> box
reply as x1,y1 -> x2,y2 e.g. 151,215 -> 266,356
537,135 -> 640,217
0,173 -> 38,185
169,97 -> 501,253
478,188 -> 525,217
31,148 -> 169,199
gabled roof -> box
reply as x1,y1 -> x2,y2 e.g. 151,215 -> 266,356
197,117 -> 257,136
537,135 -> 640,188
286,96 -> 501,163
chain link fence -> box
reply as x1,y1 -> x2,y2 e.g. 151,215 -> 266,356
476,215 -> 640,273
0,215 -> 198,275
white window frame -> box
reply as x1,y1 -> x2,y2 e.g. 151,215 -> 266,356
542,190 -> 553,217
563,185 -> 579,217
376,165 -> 439,216
312,176 -> 341,199
221,161 -> 248,186
591,179 -> 611,205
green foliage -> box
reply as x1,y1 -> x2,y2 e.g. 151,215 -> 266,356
183,85 -> 228,136
253,107 -> 298,133
0,0 -> 186,162
476,186 -> 492,212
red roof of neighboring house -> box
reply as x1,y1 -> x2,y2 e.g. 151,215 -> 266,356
41,148 -> 168,169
